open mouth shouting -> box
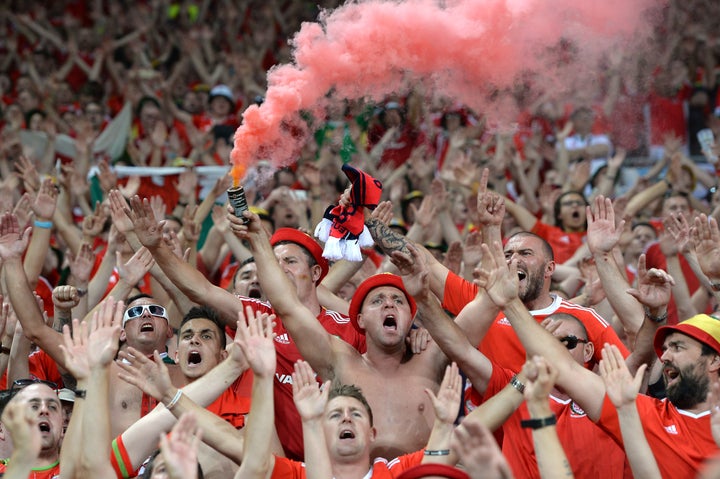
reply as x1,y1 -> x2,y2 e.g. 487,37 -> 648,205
383,315 -> 398,331
664,365 -> 680,387
187,350 -> 203,367
339,428 -> 356,440
139,321 -> 155,333
38,420 -> 51,434
247,286 -> 262,299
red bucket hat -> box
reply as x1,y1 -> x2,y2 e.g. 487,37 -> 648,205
348,273 -> 417,332
270,228 -> 329,284
654,314 -> 720,358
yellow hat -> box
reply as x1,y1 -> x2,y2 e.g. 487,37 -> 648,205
654,314 -> 720,357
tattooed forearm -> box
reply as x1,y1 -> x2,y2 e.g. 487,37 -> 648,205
366,217 -> 410,256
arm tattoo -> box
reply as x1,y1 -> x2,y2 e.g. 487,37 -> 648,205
366,218 -> 410,256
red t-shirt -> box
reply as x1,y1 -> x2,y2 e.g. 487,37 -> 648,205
230,298 -> 366,461
647,87 -> 691,146
597,394 -> 717,477
442,271 -> 628,372
467,364 -> 630,479
531,221 -> 586,265
270,450 -> 423,478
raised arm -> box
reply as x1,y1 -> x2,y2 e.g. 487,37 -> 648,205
229,210 -> 343,382
523,356 -> 575,479
600,344 -> 660,479
0,214 -> 66,369
63,299 -> 123,478
290,361 -> 332,479
421,362 -> 462,466
0,399 -> 41,479
233,307 -> 277,479
124,194 -> 240,327
475,239 -> 606,420
586,195 -> 643,334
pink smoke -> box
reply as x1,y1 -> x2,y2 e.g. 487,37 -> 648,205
231,0 -> 662,180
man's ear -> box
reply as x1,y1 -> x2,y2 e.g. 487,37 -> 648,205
357,313 -> 366,330
119,329 -> 127,342
311,263 -> 322,284
583,341 -> 595,364
545,260 -> 556,278
220,349 -> 229,361
708,354 -> 720,373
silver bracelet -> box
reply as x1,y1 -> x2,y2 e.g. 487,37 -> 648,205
164,389 -> 183,410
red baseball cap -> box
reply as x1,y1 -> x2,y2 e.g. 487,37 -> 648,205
396,464 -> 469,479
270,228 -> 329,284
348,273 -> 417,332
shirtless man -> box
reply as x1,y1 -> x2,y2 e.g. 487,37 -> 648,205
230,209 -> 449,459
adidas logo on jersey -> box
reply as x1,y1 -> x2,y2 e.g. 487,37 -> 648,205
275,333 -> 291,344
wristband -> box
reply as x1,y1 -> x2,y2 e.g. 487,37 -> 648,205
423,449 -> 450,456
509,374 -> 525,394
644,306 -> 668,323
34,220 -> 53,229
521,415 -> 557,429
0,346 -> 10,355
73,389 -> 87,399
164,389 -> 183,410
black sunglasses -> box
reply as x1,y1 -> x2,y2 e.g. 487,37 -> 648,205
11,378 -> 58,391
559,335 -> 589,350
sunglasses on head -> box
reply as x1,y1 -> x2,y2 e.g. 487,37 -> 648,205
559,335 -> 589,350
12,378 -> 58,391
123,304 -> 168,323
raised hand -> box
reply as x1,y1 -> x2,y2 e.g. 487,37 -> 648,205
691,214 -> 720,280
600,344 -> 646,410
31,178 -> 59,221
663,212 -> 692,255
116,246 -> 155,286
116,347 -> 174,401
1,398 -> 41,463
59,319 -> 91,380
474,168 -> 505,227
474,240 -> 519,308
391,243 -> 429,299
586,195 -> 624,255
523,356 -> 557,415
14,155 -> 40,195
626,254 -> 674,310
68,242 -> 96,283
82,204 -> 108,240
52,285 -> 81,312
125,195 -> 164,248
12,193 -> 32,229
291,360 -> 330,422
451,418 -> 511,479
425,362 -> 462,425
159,412 -> 202,479
0,213 -> 31,260
86,297 -> 123,368
233,306 -> 276,378
149,195 -> 167,223
369,200 -> 393,224
107,189 -> 135,235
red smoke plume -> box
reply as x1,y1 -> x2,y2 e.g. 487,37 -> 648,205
231,0 -> 662,181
